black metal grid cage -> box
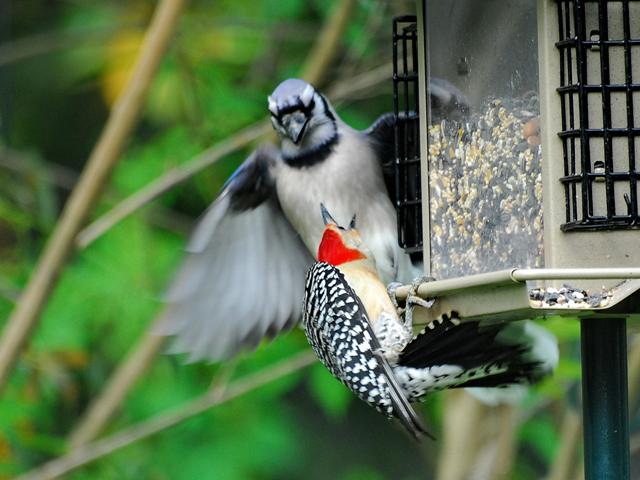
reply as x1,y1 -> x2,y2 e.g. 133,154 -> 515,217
393,15 -> 422,252
556,0 -> 640,230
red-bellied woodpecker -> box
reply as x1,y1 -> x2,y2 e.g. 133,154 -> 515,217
302,204 -> 549,438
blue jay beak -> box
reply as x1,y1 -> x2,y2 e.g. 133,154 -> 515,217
281,111 -> 310,145
285,118 -> 309,144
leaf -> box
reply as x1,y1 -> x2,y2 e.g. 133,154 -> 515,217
519,413 -> 559,464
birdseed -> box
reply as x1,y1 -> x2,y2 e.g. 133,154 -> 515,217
428,95 -> 543,279
528,284 -> 612,309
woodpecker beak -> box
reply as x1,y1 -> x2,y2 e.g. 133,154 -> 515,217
320,203 -> 338,226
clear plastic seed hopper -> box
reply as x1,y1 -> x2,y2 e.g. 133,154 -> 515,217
392,2 -> 640,478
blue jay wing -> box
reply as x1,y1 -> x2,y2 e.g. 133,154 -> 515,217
364,112 -> 396,203
156,146 -> 314,362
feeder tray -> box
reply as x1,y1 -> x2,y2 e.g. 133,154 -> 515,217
394,268 -> 640,326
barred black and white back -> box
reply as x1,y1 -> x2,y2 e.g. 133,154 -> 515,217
302,262 -> 429,439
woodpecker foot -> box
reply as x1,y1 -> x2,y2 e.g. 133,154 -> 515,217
405,276 -> 436,330
386,282 -> 405,312
406,276 -> 436,308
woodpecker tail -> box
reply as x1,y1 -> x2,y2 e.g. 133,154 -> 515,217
373,351 -> 434,441
395,314 -> 544,402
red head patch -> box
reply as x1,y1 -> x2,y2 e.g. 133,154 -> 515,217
317,226 -> 366,266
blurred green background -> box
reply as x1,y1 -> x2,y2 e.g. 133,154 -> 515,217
0,1 -> 586,479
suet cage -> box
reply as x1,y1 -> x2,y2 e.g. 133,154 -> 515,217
392,2 -> 640,478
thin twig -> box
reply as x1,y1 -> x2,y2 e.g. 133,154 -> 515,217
75,121 -> 272,249
0,148 -> 192,236
67,321 -> 167,448
0,0 -> 187,394
327,62 -> 392,104
17,351 -> 315,480
0,148 -> 77,190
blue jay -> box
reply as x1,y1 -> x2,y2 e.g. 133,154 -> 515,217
158,78 -> 468,362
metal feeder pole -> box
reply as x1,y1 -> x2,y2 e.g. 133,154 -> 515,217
581,317 -> 630,480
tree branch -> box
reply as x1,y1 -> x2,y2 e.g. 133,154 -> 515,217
0,0 -> 188,394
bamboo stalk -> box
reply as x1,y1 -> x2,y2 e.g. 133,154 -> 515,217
17,352 -> 315,480
0,0 -> 187,394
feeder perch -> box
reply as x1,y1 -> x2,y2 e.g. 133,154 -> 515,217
392,2 -> 640,479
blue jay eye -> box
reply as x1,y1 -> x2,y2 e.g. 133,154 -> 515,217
271,117 -> 286,136
302,98 -> 315,116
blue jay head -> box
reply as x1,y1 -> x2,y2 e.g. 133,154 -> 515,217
268,79 -> 333,146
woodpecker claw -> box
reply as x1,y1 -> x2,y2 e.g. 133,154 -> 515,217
386,282 -> 405,312
405,276 -> 436,329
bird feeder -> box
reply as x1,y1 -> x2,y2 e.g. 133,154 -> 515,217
392,2 -> 640,478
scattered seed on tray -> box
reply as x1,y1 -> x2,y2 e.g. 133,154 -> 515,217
528,284 -> 612,309
428,95 -> 543,279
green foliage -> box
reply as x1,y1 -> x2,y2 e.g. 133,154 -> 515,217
519,413 -> 559,465
341,465 -> 386,480
308,361 -> 353,419
0,0 -> 584,478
